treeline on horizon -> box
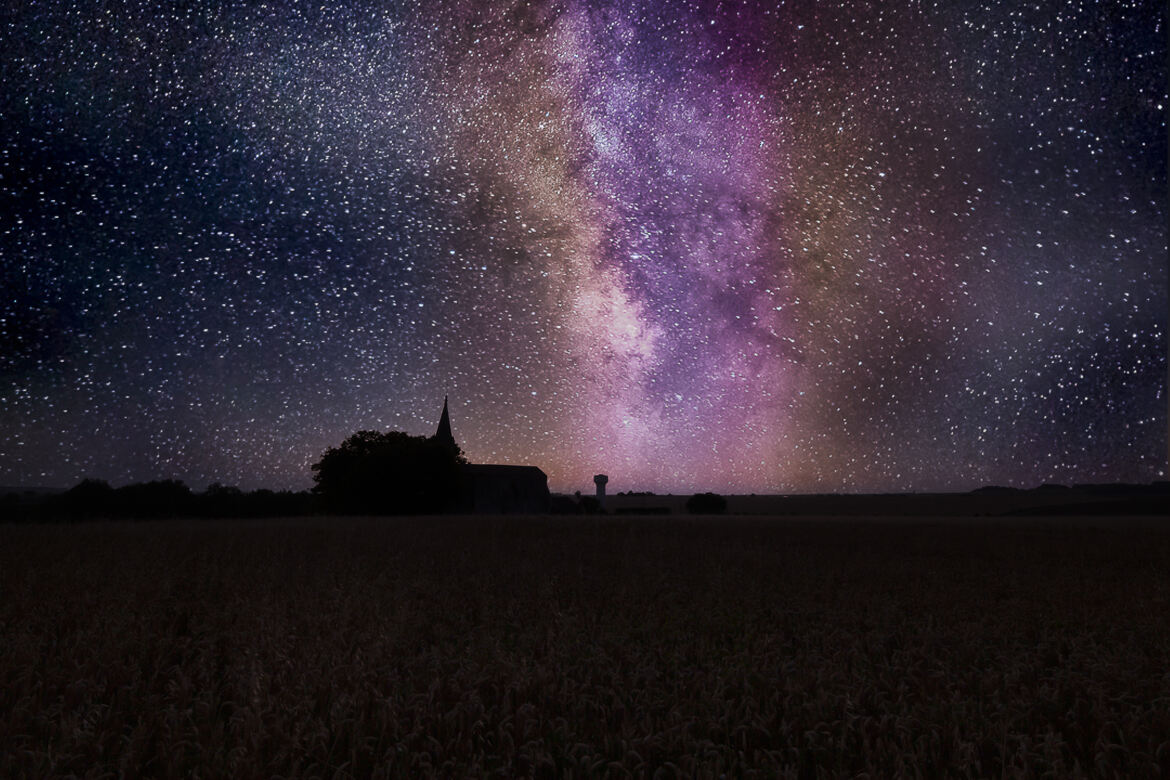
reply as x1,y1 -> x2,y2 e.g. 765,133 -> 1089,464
5,426 -> 1166,521
6,479 -> 314,521
5,478 -> 1169,523
0,479 -> 738,521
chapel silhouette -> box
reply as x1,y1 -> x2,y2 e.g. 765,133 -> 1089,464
434,397 -> 550,514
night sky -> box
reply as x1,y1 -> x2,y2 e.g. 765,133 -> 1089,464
2,0 -> 1166,495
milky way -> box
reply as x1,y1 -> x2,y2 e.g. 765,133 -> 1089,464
2,0 -> 1165,493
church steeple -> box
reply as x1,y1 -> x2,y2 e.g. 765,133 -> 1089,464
434,395 -> 456,449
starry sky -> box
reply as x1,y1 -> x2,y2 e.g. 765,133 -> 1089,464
2,0 -> 1166,495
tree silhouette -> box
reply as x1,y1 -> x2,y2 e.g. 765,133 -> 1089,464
311,430 -> 467,515
115,479 -> 192,517
62,478 -> 115,517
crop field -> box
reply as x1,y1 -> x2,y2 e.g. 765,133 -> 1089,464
2,515 -> 1168,777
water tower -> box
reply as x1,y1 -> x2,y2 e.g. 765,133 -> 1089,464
593,474 -> 608,509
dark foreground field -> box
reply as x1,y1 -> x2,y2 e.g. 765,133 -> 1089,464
2,516 -> 1168,778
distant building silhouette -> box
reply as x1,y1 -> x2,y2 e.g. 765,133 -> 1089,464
465,464 -> 550,514
433,399 -> 550,514
594,474 -> 608,510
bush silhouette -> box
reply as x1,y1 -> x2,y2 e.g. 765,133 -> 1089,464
686,492 -> 727,515
311,430 -> 466,514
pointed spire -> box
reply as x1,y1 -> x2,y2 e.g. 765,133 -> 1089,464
435,395 -> 456,449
